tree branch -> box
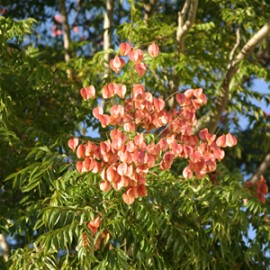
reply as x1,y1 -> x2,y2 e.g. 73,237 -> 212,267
229,26 -> 240,61
177,0 -> 190,39
59,0 -> 73,79
148,66 -> 163,86
176,0 -> 198,52
168,0 -> 198,107
143,0 -> 157,22
200,22 -> 270,133
103,0 -> 114,76
249,153 -> 270,184
59,0 -> 72,63
233,22 -> 270,66
0,233 -> 9,262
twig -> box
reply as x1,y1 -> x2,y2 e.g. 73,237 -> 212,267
249,153 -> 270,184
229,26 -> 241,61
148,66 -> 163,86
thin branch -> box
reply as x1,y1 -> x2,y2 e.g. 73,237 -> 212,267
59,0 -> 72,63
103,0 -> 114,76
200,22 -> 270,133
148,66 -> 163,86
229,26 -> 241,61
0,233 -> 9,262
143,0 -> 157,22
250,153 -> 270,184
176,0 -> 198,52
76,0 -> 81,12
59,0 -> 73,79
233,22 -> 270,66
177,0 -> 190,38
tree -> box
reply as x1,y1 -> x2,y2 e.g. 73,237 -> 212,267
0,0 -> 270,269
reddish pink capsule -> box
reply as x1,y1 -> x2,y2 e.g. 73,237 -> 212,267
148,42 -> 159,57
128,49 -> 144,63
119,42 -> 132,56
88,217 -> 101,235
80,85 -> 96,100
135,63 -> 147,77
68,138 -> 79,151
110,55 -> 125,73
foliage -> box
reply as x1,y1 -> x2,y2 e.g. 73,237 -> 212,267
0,0 -> 270,269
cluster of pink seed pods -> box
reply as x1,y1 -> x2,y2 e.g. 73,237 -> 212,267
68,42 -> 237,204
